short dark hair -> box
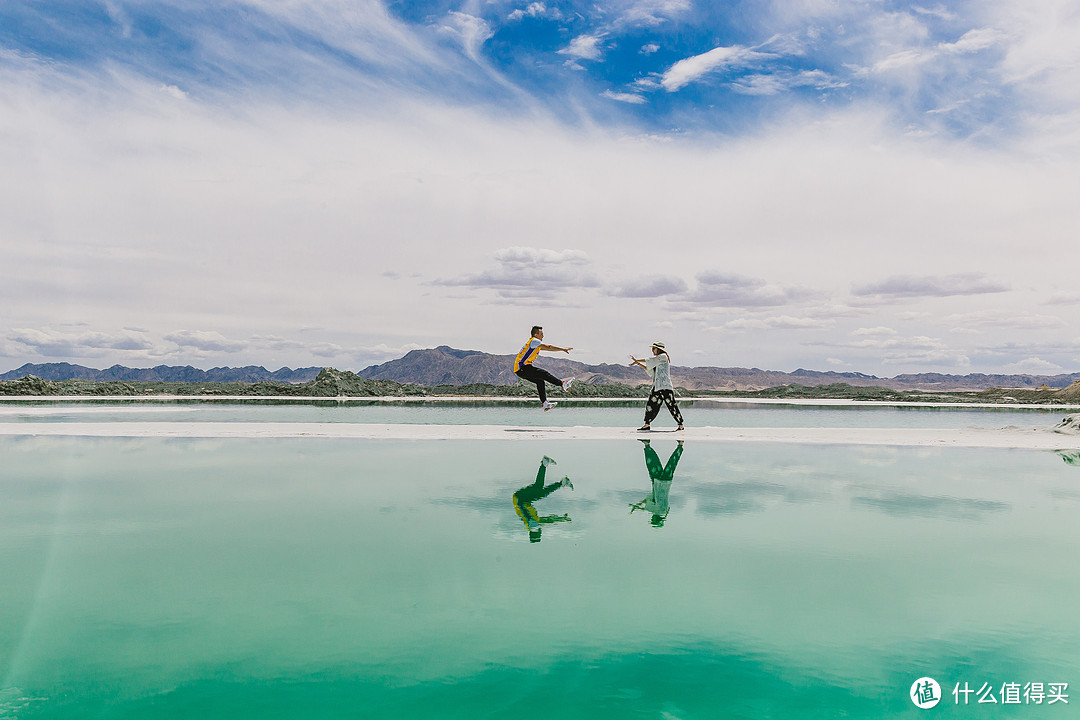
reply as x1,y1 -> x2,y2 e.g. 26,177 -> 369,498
531,326 -> 543,337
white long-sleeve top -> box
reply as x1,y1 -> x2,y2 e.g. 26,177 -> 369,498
644,354 -> 674,392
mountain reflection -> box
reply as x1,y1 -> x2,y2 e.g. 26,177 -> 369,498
513,455 -> 573,543
630,439 -> 683,527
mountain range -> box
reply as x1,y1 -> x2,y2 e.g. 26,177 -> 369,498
4,348 -> 1079,391
0,362 -> 322,384
358,346 -> 1080,391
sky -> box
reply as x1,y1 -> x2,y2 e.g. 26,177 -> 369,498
1,0 -> 1079,377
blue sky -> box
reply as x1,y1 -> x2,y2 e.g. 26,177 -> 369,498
2,0 -> 1079,375
0,0 -> 1025,135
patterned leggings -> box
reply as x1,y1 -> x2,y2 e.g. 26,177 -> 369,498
644,389 -> 683,425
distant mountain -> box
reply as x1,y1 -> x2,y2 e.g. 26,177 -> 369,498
0,363 -> 322,384
358,346 -> 1080,391
5,352 -> 1079,391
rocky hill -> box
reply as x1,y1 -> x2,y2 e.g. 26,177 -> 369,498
358,346 -> 1080,392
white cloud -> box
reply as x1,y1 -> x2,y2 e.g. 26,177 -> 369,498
872,49 -> 931,73
641,43 -> 660,55
1003,356 -> 1063,373
558,34 -> 605,62
676,272 -> 818,309
731,69 -> 847,95
234,0 -> 446,73
869,26 -> 1004,75
619,0 -> 692,27
935,310 -> 1065,331
164,330 -> 246,353
723,315 -> 835,331
811,329 -> 971,367
7,328 -> 154,357
853,274 -> 1009,299
494,247 -> 590,267
852,327 -> 899,338
439,12 -> 494,63
1046,292 -> 1080,305
159,84 -> 187,100
508,3 -> 557,22
940,27 -> 1005,54
912,5 -> 957,21
601,89 -> 647,104
632,76 -> 663,91
433,247 -> 599,304
610,275 -> 687,298
662,46 -> 774,91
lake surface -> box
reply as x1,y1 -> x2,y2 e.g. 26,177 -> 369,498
2,433 -> 1078,718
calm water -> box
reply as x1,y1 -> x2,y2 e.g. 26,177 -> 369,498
2,435 -> 1078,718
0,400 -> 1071,429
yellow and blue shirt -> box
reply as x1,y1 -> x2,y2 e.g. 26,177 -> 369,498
513,337 -> 542,372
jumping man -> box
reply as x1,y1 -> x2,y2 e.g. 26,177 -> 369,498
513,325 -> 575,411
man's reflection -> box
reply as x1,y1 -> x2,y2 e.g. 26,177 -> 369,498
513,455 -> 573,543
630,439 -> 683,527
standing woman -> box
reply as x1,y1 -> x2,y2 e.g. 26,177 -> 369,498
630,342 -> 684,432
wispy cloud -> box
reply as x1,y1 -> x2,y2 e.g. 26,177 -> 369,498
731,69 -> 847,96
1046,292 -> 1080,306
618,0 -> 692,28
661,46 -> 774,91
721,315 -> 836,331
935,310 -> 1065,330
164,330 -> 246,353
558,34 -> 605,63
601,89 -> 647,104
439,12 -> 494,63
8,328 -> 153,357
809,327 -> 972,367
853,273 -> 1009,299
507,3 -> 560,22
433,247 -> 599,303
869,27 -> 1004,74
676,272 -> 817,309
609,275 -> 687,298
1003,356 -> 1063,373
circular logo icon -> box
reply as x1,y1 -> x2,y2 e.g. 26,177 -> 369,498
910,677 -> 941,709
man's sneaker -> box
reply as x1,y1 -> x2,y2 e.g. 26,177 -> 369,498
542,455 -> 557,467
561,377 -> 575,392
542,401 -> 557,411
560,476 -> 573,490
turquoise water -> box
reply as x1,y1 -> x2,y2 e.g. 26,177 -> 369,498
0,400 -> 1071,429
2,436 -> 1078,718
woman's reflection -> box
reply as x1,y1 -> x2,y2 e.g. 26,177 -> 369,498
630,439 -> 683,527
513,455 -> 573,543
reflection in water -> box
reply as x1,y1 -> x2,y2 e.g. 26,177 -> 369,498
512,456 -> 573,542
630,440 -> 683,527
1058,451 -> 1080,466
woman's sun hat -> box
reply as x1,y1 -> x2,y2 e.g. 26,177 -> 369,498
651,341 -> 665,350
